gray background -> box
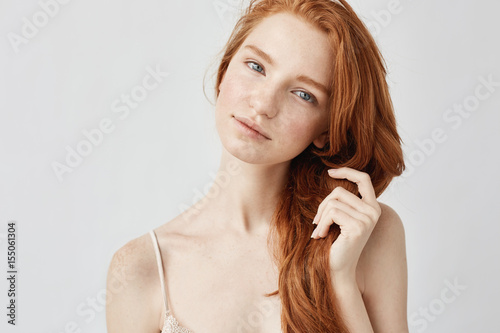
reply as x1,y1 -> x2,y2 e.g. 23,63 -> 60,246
1,0 -> 499,332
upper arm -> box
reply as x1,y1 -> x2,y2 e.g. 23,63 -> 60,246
106,234 -> 161,333
358,202 -> 409,333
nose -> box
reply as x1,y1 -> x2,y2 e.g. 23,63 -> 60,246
248,81 -> 279,118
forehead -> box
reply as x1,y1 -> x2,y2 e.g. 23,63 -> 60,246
240,12 -> 334,85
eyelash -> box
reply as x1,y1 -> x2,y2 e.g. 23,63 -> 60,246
245,60 -> 317,104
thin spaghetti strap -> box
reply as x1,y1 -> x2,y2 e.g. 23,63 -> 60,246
149,229 -> 169,314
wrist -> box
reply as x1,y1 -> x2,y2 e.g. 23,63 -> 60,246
330,270 -> 360,293
330,269 -> 356,284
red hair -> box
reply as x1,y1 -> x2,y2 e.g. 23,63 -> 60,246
213,0 -> 406,331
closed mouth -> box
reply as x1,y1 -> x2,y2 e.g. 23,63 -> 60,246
233,115 -> 271,140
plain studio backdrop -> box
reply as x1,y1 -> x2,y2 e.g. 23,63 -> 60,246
1,0 -> 499,332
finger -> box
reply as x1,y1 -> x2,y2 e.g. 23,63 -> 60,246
315,194 -> 367,226
313,193 -> 330,225
329,186 -> 379,220
314,185 -> 365,225
312,199 -> 370,238
316,184 -> 370,220
327,167 -> 378,207
314,206 -> 359,239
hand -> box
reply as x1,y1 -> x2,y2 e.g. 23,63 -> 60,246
310,167 -> 382,280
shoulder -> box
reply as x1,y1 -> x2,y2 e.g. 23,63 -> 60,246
368,202 -> 406,248
106,231 -> 163,332
357,201 -> 409,331
358,202 -> 407,280
108,232 -> 160,286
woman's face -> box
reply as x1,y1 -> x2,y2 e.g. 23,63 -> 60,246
215,12 -> 334,165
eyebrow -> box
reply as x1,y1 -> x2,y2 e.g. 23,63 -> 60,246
243,44 -> 329,95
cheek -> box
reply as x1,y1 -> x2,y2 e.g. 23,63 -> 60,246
215,69 -> 248,136
218,68 -> 250,109
281,114 -> 322,143
269,115 -> 321,157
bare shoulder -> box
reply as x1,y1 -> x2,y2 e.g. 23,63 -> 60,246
108,232 -> 159,285
106,231 -> 163,333
358,202 -> 406,277
357,201 -> 409,332
369,202 -> 406,246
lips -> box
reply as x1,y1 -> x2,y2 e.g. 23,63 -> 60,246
233,115 -> 271,140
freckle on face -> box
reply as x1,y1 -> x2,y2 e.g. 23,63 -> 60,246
215,13 -> 333,164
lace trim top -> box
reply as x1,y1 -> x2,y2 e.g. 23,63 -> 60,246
149,230 -> 194,333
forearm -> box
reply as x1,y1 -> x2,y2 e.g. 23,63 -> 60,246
331,274 -> 374,333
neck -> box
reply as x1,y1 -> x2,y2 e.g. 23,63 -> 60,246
200,145 -> 290,236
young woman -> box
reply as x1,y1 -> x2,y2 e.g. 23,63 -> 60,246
106,0 -> 408,332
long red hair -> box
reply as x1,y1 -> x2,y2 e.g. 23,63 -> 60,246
213,0 -> 406,331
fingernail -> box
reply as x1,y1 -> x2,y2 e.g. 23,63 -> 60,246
311,227 -> 317,238
328,169 -> 337,174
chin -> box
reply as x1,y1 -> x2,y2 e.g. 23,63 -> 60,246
222,138 -> 297,166
222,140 -> 265,164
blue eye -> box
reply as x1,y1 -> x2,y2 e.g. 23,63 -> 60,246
247,61 -> 264,73
295,91 -> 315,103
246,61 -> 316,104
